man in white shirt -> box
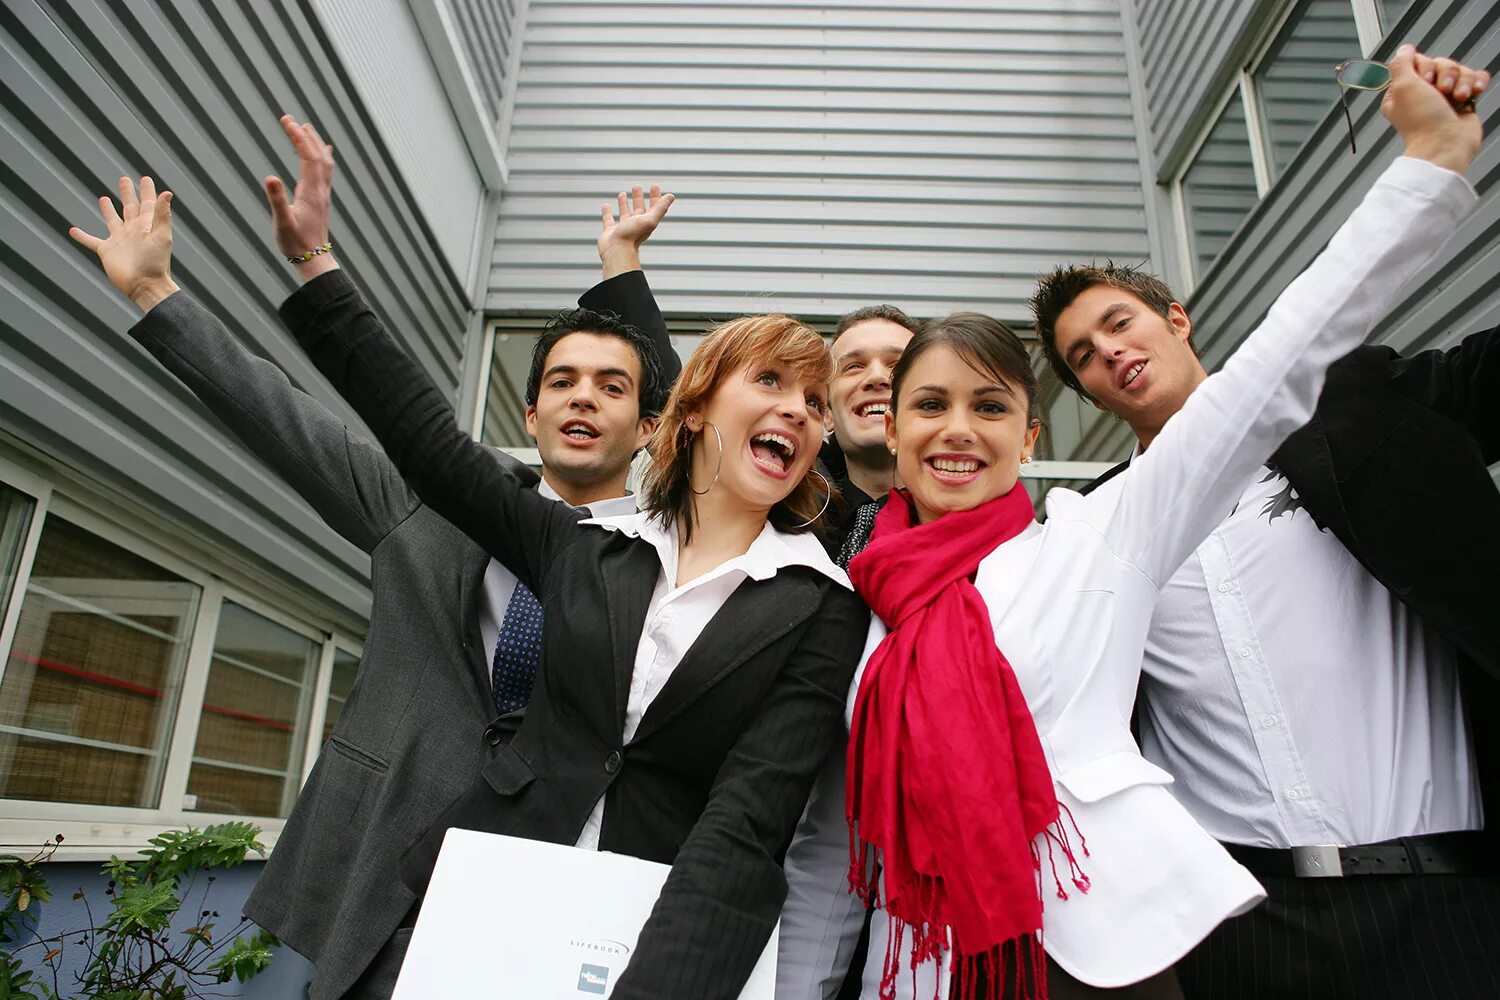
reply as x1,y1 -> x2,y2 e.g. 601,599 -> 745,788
1027,48 -> 1499,1000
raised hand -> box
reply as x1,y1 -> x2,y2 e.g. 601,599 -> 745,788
597,183 -> 675,279
264,114 -> 340,282
1383,44 -> 1487,176
68,176 -> 179,312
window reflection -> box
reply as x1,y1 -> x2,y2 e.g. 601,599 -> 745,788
0,516 -> 199,808
1181,88 -> 1260,280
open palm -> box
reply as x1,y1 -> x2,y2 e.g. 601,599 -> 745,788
68,175 -> 175,307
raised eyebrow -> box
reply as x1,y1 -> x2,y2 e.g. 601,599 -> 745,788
543,363 -> 634,384
974,383 -> 1016,399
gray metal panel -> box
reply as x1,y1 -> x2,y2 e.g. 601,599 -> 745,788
1131,0 -> 1265,176
488,0 -> 1152,323
447,0 -> 522,123
312,0 -> 485,281
1065,0 -> 1500,464
1,0 -> 473,620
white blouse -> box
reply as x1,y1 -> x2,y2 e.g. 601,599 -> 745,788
573,513 -> 850,850
776,156 -> 1477,997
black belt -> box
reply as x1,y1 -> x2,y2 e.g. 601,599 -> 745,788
1224,831 -> 1493,879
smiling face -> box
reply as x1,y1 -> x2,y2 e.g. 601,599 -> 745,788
887,343 -> 1039,524
525,331 -> 655,497
687,360 -> 827,513
829,318 -> 915,457
1051,285 -> 1206,438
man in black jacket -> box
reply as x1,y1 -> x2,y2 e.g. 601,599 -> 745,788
1028,63 -> 1499,991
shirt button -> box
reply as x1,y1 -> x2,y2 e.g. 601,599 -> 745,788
1260,715 -> 1277,729
1238,646 -> 1252,658
604,750 -> 623,775
1217,581 -> 1231,593
1285,788 -> 1300,801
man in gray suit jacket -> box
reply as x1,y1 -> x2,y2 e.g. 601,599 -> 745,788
67,162 -> 680,999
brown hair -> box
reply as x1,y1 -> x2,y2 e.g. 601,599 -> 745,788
890,312 -> 1039,421
1028,261 -> 1182,401
835,303 -> 920,338
639,314 -> 835,542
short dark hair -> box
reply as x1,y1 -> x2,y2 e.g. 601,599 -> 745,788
835,304 -> 920,339
1028,261 -> 1181,401
524,308 -> 668,416
890,312 -> 1038,421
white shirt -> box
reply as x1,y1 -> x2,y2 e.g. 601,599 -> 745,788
476,479 -> 639,688
571,513 -> 850,851
1139,463 -> 1482,848
776,156 -> 1477,996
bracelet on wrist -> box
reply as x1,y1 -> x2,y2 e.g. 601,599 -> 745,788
286,241 -> 333,265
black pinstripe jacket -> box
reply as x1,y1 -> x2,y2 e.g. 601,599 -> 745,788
285,270 -> 870,999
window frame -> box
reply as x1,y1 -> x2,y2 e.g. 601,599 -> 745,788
0,451 -> 366,860
1169,0 -> 1392,292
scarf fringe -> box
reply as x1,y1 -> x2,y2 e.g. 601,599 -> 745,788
851,811 -> 1090,1000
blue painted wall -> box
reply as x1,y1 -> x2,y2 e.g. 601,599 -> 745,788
11,861 -> 311,999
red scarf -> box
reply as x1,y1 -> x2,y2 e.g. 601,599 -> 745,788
846,486 -> 1087,1000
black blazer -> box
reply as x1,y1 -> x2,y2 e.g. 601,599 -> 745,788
284,270 -> 869,999
1086,327 -> 1500,818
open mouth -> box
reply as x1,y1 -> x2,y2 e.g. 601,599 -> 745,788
560,419 -> 600,442
749,431 -> 797,475
925,455 -> 985,483
1121,360 -> 1147,389
853,400 -> 890,419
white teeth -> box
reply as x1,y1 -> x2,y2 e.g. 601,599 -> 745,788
858,402 -> 890,417
562,422 -> 598,438
751,432 -> 796,458
931,458 -> 980,474
1124,362 -> 1145,386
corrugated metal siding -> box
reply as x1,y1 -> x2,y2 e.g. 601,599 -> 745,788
448,0 -> 524,124
488,0 -> 1152,323
312,0 -> 485,282
1131,0 -> 1264,176
1068,0 -> 1500,463
0,0 -> 472,619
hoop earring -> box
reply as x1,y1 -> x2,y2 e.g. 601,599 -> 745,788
690,420 -> 724,496
793,468 -> 834,528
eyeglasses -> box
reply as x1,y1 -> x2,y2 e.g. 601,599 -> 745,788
1335,59 -> 1391,155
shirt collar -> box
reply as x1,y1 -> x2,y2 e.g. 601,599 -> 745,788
537,476 -> 640,517
580,512 -> 851,590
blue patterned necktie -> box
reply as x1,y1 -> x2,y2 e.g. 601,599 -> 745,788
491,582 -> 544,714
490,504 -> 589,713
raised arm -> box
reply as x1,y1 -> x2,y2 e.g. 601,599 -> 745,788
1088,46 -> 1483,584
67,176 -> 499,553
581,183 -> 682,387
263,115 -> 577,587
614,584 -> 869,1000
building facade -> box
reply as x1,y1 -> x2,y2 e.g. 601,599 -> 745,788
1,1 -> 1494,994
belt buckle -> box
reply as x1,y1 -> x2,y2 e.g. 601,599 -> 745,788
1291,844 -> 1343,878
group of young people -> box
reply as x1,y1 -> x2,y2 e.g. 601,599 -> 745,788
64,43 -> 1496,1000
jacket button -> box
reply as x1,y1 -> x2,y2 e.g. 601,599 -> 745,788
483,724 -> 503,747
604,750 -> 623,774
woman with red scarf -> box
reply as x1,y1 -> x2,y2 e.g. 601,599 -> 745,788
774,109 -> 1478,998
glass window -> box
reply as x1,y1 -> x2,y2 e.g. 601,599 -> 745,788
1180,88 -> 1260,280
1253,0 -> 1363,178
320,648 -> 359,743
481,326 -> 539,449
186,602 -> 319,817
1379,0 -> 1415,34
0,516 -> 199,808
0,484 -> 34,628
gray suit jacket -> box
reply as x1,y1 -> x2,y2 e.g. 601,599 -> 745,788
129,293 -> 533,1000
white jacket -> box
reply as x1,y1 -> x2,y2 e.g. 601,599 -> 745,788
776,156 -> 1477,996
